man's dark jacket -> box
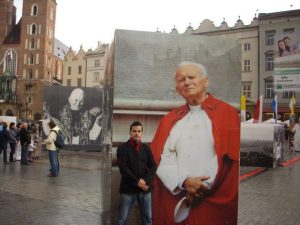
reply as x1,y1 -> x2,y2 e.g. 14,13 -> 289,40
19,128 -> 31,146
117,140 -> 157,194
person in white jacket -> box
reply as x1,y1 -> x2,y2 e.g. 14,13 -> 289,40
44,120 -> 59,177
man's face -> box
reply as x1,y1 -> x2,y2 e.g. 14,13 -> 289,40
130,125 -> 143,142
69,89 -> 84,111
175,64 -> 208,100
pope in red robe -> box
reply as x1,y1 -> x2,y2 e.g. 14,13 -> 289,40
150,62 -> 240,225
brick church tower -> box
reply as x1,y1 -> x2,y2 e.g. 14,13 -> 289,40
17,0 -> 57,119
0,0 -> 16,44
0,0 -> 57,119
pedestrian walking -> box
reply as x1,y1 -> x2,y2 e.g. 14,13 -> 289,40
8,122 -> 18,162
0,122 -> 14,164
19,122 -> 31,165
15,122 -> 22,161
44,120 -> 59,177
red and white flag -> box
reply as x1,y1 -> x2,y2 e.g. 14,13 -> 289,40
253,95 -> 263,123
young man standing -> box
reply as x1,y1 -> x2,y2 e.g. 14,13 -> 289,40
117,121 -> 157,225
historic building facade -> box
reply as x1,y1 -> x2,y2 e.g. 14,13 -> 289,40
63,46 -> 86,87
85,42 -> 108,88
63,42 -> 108,88
258,10 -> 300,120
174,9 -> 300,120
0,0 -> 64,120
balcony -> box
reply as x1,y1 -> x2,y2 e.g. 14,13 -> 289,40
0,90 -> 17,103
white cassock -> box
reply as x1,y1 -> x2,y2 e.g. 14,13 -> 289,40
156,105 -> 218,222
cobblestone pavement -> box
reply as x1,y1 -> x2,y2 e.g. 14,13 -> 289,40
1,149 -> 300,225
112,152 -> 300,225
238,152 -> 300,225
0,150 -> 110,225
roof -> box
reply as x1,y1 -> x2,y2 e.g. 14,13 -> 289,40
2,19 -> 21,45
259,9 -> 300,20
54,38 -> 69,60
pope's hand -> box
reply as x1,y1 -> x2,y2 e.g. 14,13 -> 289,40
183,176 -> 209,196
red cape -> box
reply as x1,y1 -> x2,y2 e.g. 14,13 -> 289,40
150,94 -> 240,225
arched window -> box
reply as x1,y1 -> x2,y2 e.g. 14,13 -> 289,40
29,53 -> 34,64
31,4 -> 38,16
31,38 -> 35,49
5,109 -> 14,116
28,69 -> 33,79
4,49 -> 17,74
31,24 -> 37,35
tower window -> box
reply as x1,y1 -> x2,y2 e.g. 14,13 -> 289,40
31,4 -> 38,16
31,38 -> 35,49
28,69 -> 33,79
31,24 -> 37,35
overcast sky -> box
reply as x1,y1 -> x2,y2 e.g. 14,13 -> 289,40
13,0 -> 300,50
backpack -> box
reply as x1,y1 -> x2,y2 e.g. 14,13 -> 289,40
51,130 -> 65,149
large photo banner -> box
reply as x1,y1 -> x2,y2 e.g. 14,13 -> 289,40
274,32 -> 300,91
109,29 -> 241,225
43,86 -> 105,150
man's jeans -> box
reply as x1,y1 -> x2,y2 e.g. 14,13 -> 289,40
21,145 -> 28,164
117,192 -> 152,225
48,150 -> 58,176
0,143 -> 8,162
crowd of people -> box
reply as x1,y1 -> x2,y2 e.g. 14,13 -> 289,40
0,121 -> 40,164
0,119 -> 61,177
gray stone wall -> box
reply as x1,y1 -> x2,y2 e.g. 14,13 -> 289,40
113,29 -> 241,107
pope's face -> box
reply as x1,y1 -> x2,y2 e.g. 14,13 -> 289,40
69,89 -> 84,111
130,125 -> 143,142
175,64 -> 208,100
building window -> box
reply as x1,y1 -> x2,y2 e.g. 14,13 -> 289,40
265,30 -> 276,45
265,80 -> 274,99
265,53 -> 274,71
31,4 -> 38,16
49,7 -> 54,20
283,28 -> 294,34
243,60 -> 251,72
244,43 -> 251,51
30,38 -> 35,49
27,96 -> 33,104
242,82 -> 251,98
28,69 -> 33,79
94,59 -> 100,67
78,65 -> 82,74
77,78 -> 82,87
29,53 -> 34,64
282,91 -> 294,99
68,66 -> 71,75
67,79 -> 71,86
4,49 -> 17,75
31,24 -> 37,35
93,72 -> 100,82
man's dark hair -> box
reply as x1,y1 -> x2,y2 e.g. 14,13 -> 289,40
130,121 -> 143,131
9,122 -> 15,129
48,120 -> 56,129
